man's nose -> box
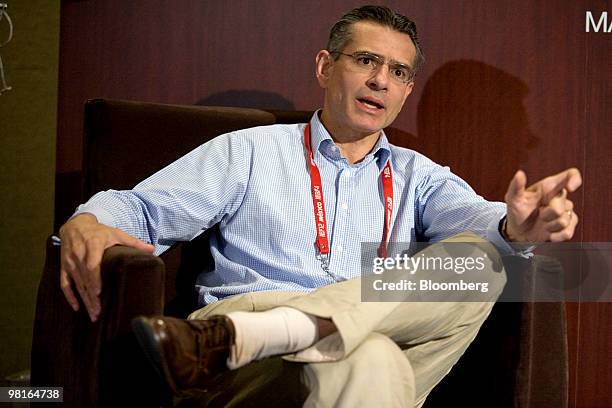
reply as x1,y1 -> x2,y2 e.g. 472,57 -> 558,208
366,65 -> 389,91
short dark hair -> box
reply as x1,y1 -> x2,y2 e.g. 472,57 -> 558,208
327,5 -> 425,79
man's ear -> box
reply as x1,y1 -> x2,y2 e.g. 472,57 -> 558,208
315,50 -> 334,88
401,81 -> 415,104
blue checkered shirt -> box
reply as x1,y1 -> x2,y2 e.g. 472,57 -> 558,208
76,112 -> 510,305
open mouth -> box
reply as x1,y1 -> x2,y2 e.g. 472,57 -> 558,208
357,97 -> 385,110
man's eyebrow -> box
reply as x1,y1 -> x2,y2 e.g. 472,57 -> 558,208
352,49 -> 383,58
353,49 -> 413,69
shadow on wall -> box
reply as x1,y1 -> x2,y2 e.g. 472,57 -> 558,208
421,61 -> 539,407
409,60 -> 539,201
196,90 -> 295,111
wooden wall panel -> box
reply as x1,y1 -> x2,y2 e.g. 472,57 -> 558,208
56,0 -> 336,224
56,1 -> 611,406
577,1 -> 612,407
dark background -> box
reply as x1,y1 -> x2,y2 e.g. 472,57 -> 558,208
0,0 -> 59,389
52,1 -> 611,407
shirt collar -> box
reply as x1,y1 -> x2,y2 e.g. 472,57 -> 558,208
308,110 -> 392,170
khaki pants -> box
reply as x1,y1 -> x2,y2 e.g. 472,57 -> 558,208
188,233 -> 507,407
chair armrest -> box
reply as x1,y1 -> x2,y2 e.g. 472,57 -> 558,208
31,235 -> 165,407
514,255 -> 568,408
425,255 -> 568,408
99,244 -> 166,333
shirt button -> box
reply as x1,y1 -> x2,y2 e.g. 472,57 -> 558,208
336,245 -> 343,252
341,202 -> 348,209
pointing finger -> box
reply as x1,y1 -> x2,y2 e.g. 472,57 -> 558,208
540,175 -> 569,205
564,168 -> 583,192
536,168 -> 582,204
506,170 -> 527,200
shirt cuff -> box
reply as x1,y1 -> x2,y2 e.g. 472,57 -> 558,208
487,213 -> 534,258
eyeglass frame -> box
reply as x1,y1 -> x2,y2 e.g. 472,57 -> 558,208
329,50 -> 416,84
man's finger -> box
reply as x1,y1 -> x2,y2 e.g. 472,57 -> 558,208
506,170 -> 527,200
66,250 -> 86,292
114,229 -> 155,253
540,207 -> 563,223
543,213 -> 572,233
67,248 -> 98,321
60,269 -> 79,311
537,168 -> 582,204
539,193 -> 569,222
564,168 -> 583,192
85,237 -> 105,297
540,176 -> 569,205
78,258 -> 101,321
550,212 -> 579,242
74,274 -> 96,321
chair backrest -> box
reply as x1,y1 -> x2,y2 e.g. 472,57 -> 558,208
83,99 -> 293,195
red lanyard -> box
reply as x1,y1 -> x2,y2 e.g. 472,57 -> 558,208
304,123 -> 393,274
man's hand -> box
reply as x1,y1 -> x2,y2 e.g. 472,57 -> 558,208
504,168 -> 582,242
59,213 -> 155,321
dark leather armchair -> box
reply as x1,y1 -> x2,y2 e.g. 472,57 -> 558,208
31,99 -> 568,407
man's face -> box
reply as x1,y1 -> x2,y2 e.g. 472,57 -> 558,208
317,21 -> 416,140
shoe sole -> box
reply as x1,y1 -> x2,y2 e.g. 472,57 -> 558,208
131,317 -> 175,406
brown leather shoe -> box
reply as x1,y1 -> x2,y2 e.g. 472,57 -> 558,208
131,315 -> 235,396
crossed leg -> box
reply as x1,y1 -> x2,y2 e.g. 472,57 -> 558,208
186,232 -> 507,407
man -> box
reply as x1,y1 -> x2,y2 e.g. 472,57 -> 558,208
59,5 -> 581,407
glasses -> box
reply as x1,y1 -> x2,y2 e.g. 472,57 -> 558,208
331,50 -> 415,84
